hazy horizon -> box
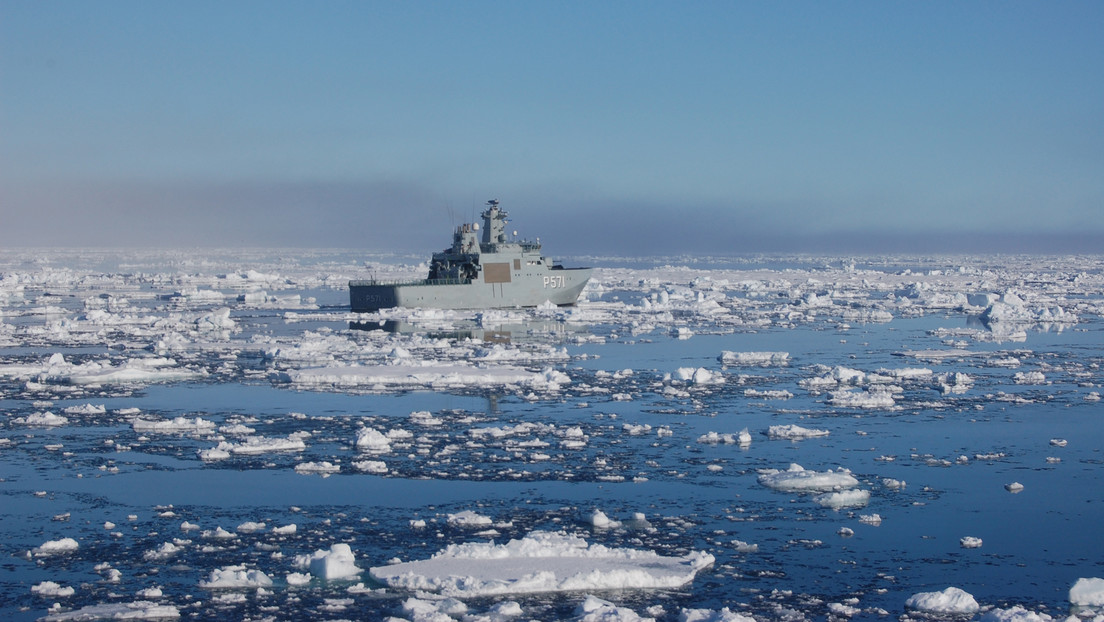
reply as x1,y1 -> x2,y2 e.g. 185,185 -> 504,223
2,2 -> 1102,255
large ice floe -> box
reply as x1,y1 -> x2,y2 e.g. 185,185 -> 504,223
369,531 -> 714,597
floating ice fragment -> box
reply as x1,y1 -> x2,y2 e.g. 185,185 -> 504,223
576,595 -> 650,621
286,572 -> 311,586
828,387 -> 896,409
1005,482 -> 1025,493
960,536 -> 983,549
589,510 -> 622,529
1070,577 -> 1104,606
1013,371 -> 1047,385
905,586 -> 979,614
979,606 -> 1055,622
767,424 -> 829,440
697,431 -> 746,445
1050,438 -> 1068,447
143,542 -> 182,561
369,531 -> 713,597
719,351 -> 789,366
14,411 -> 69,426
731,540 -> 758,553
34,537 -> 79,555
352,459 -> 387,474
294,461 -> 340,474
199,565 -> 273,589
39,601 -> 180,621
62,403 -> 106,415
448,510 -> 493,528
758,464 -> 859,492
680,606 -> 757,621
675,367 -> 722,385
32,581 -> 75,597
133,416 -> 216,434
294,543 -> 363,580
814,489 -> 870,509
355,427 -> 392,452
827,602 -> 861,617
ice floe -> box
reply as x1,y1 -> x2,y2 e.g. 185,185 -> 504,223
369,531 -> 713,597
904,586 -> 979,615
294,543 -> 363,580
758,464 -> 859,492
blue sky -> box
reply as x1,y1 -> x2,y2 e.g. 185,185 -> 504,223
2,1 -> 1102,254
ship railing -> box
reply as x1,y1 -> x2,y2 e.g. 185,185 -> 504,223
349,278 -> 472,287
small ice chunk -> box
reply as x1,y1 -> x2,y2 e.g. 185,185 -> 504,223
236,521 -> 266,533
814,489 -> 870,509
135,586 -> 163,599
905,586 -> 979,615
294,543 -> 363,580
199,565 -> 274,589
355,427 -> 391,452
286,572 -> 312,586
34,537 -> 79,555
767,424 -> 829,440
960,536 -> 983,549
352,460 -> 387,474
979,606 -> 1055,622
32,581 -> 75,597
38,600 -> 179,620
589,510 -> 621,529
1005,482 -> 1025,493
1070,577 -> 1104,606
447,510 -> 493,528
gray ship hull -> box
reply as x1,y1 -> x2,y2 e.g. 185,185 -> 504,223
350,267 -> 591,312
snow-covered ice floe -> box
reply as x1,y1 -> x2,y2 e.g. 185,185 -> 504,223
368,530 -> 713,597
758,464 -> 859,492
278,363 -> 569,391
40,601 -> 181,621
904,586 -> 980,615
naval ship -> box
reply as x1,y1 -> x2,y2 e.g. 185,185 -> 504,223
349,200 -> 592,312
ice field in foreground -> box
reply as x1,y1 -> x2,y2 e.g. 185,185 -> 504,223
1,249 -> 1103,621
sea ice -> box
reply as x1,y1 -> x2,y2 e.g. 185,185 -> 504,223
14,411 -> 69,427
680,607 -> 757,621
39,601 -> 180,621
758,464 -> 859,492
34,537 -> 79,555
767,424 -> 829,440
905,586 -> 979,614
199,565 -> 273,589
814,489 -> 870,509
132,416 -> 217,434
369,530 -> 714,597
1070,577 -> 1104,607
31,581 -> 75,597
719,351 -> 790,366
960,536 -> 983,549
979,606 -> 1055,622
294,543 -> 363,580
447,510 -> 493,528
